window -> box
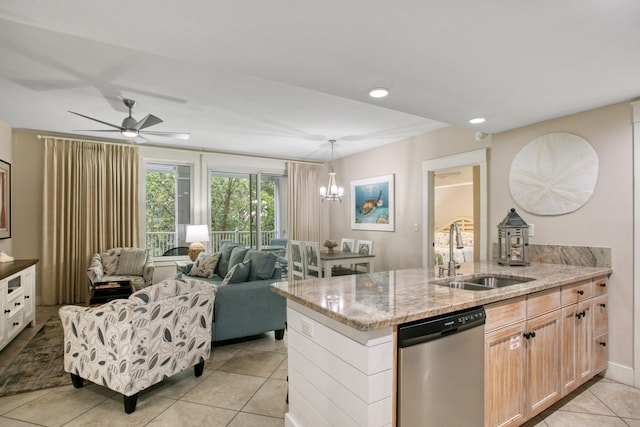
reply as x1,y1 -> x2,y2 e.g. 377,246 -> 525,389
209,171 -> 286,252
145,162 -> 192,256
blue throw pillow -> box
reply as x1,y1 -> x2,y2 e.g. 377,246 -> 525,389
221,259 -> 251,285
243,250 -> 278,281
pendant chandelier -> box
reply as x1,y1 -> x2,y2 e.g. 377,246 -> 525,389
320,139 -> 344,202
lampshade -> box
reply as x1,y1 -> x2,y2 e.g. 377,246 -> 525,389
186,225 -> 210,242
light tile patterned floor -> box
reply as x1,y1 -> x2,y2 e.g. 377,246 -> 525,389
1,306 -> 639,426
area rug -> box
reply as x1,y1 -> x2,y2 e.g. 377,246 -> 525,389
0,317 -> 69,397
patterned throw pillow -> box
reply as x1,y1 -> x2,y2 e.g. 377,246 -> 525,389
189,252 -> 221,278
116,248 -> 148,275
221,259 -> 251,285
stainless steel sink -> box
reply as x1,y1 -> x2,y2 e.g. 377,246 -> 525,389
440,275 -> 534,291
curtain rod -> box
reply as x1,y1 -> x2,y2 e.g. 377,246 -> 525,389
35,134 -> 322,165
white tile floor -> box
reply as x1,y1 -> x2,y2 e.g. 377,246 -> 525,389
1,306 -> 640,426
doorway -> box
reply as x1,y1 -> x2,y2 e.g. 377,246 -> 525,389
421,149 -> 487,268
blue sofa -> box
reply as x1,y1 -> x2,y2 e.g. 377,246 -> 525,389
177,243 -> 287,342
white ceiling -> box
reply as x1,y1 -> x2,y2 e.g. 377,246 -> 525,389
0,1 -> 639,162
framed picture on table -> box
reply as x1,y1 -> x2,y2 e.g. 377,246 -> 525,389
0,159 -> 10,239
351,174 -> 394,231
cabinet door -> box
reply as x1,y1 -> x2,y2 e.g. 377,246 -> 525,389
485,322 -> 527,427
560,304 -> 579,396
0,280 -> 6,350
525,310 -> 561,417
561,300 -> 593,396
22,266 -> 35,325
576,300 -> 593,383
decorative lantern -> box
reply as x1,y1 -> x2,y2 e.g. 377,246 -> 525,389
497,208 -> 530,266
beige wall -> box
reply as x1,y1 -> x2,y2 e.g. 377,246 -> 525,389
11,130 -> 44,299
324,126 -> 487,272
490,102 -> 633,380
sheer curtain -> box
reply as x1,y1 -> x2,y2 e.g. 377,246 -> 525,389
287,162 -> 321,243
42,137 -> 139,304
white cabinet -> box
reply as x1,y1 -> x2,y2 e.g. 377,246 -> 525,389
0,261 -> 37,352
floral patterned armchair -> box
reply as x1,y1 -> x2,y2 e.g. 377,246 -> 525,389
86,247 -> 155,291
59,278 -> 215,413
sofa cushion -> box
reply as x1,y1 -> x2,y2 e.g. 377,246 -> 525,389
116,248 -> 148,275
222,259 -> 251,285
228,247 -> 249,273
189,252 -> 221,278
243,250 -> 278,281
216,243 -> 242,278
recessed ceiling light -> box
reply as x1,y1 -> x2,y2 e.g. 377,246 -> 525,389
469,117 -> 486,124
369,88 -> 389,98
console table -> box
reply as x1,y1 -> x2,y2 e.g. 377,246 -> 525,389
0,259 -> 38,352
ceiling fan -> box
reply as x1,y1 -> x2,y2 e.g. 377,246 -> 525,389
69,98 -> 190,140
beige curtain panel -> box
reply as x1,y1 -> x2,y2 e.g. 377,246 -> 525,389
42,138 -> 139,305
287,162 -> 321,279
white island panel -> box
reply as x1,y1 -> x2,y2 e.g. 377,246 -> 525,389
286,300 -> 394,427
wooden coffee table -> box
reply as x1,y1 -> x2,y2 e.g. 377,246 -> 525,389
87,280 -> 133,306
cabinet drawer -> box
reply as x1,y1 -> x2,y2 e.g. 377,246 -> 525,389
485,296 -> 526,331
561,280 -> 593,306
527,288 -> 561,318
592,294 -> 608,335
6,309 -> 24,341
593,332 -> 608,374
593,277 -> 608,296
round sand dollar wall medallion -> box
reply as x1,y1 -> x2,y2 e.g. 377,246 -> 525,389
509,132 -> 598,215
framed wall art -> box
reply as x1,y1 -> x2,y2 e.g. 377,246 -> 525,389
351,174 -> 394,231
0,159 -> 10,239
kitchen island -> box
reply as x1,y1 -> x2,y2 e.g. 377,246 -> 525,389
271,261 -> 612,427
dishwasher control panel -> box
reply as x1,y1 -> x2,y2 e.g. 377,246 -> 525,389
398,306 -> 486,348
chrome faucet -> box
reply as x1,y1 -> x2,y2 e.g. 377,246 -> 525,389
446,221 -> 464,276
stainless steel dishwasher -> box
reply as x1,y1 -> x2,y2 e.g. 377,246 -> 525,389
397,306 -> 486,426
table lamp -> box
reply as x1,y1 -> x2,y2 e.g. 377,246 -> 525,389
186,224 -> 210,261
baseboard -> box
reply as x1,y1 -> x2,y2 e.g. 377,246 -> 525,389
603,361 -> 636,387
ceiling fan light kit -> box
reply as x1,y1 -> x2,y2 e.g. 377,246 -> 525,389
69,98 -> 190,141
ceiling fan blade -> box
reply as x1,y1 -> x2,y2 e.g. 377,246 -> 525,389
68,111 -> 123,130
140,130 -> 190,140
74,129 -> 121,133
133,114 -> 163,130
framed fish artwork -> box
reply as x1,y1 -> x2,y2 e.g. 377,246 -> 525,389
351,174 -> 394,231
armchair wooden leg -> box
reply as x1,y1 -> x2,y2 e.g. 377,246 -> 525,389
124,393 -> 138,414
70,373 -> 84,388
275,329 -> 285,340
194,357 -> 205,377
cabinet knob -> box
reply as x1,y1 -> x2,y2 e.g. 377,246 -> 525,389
4,309 -> 9,314
25,295 -> 30,299
13,322 -> 19,326
600,303 -> 606,308
599,282 -> 607,288
14,302 -> 20,306
600,341 -> 607,347
523,331 -> 536,339
577,290 -> 584,295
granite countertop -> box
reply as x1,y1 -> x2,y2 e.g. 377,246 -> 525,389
270,262 -> 612,331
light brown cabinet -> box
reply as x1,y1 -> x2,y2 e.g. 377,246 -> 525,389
484,289 -> 561,427
484,276 -> 609,427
